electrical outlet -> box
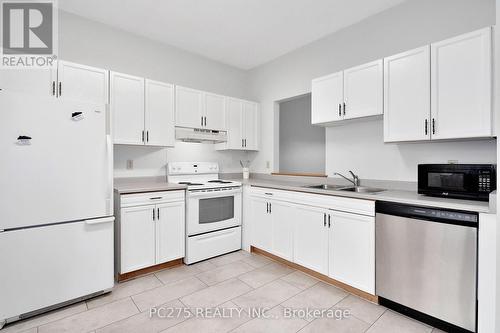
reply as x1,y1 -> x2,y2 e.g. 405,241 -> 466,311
266,161 -> 270,169
126,160 -> 134,170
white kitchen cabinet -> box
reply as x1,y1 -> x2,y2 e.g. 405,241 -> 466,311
56,60 -> 109,104
110,72 -> 145,145
175,86 -> 204,129
270,200 -> 295,261
294,205 -> 329,275
249,196 -> 272,252
156,201 -> 185,264
175,87 -> 227,131
384,46 -> 431,142
343,59 -> 383,120
145,79 -> 175,147
205,92 -> 226,130
217,98 -> 259,150
120,205 -> 156,273
111,72 -> 174,147
430,27 -> 492,139
116,190 -> 185,275
311,71 -> 343,124
329,210 -> 375,294
0,67 -> 54,97
0,60 -> 108,104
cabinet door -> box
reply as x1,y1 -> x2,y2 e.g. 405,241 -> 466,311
175,86 -> 204,128
156,201 -> 185,264
145,79 -> 175,147
329,211 -> 375,294
120,205 -> 156,273
343,59 -> 383,120
431,27 -> 492,139
294,206 -> 329,275
384,46 -> 431,142
110,72 -> 145,145
226,98 -> 244,149
243,101 -> 259,150
270,200 -> 295,261
0,67 -> 54,97
311,72 -> 343,124
205,93 -> 226,130
249,197 -> 272,252
57,61 -> 109,104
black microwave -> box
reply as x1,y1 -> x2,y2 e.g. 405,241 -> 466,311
418,164 -> 496,201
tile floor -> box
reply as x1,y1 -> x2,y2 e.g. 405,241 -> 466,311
3,251 -> 446,333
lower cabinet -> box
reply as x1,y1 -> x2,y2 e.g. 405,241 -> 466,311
329,210 -> 375,293
249,187 -> 375,294
294,205 -> 329,275
115,190 -> 185,275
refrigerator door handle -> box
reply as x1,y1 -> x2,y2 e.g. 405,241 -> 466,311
84,216 -> 115,225
106,134 -> 113,215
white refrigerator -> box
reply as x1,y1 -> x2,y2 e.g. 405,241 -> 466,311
0,91 -> 114,328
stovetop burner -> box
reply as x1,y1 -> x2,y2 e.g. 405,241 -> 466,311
178,182 -> 204,186
207,180 -> 233,184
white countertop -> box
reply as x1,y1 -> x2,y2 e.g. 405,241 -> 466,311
233,177 -> 494,213
114,177 -> 187,194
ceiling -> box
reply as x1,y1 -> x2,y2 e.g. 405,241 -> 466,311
59,0 -> 406,70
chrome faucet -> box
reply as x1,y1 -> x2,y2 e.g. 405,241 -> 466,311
334,170 -> 360,187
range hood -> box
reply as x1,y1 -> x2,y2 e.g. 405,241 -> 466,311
175,127 -> 227,143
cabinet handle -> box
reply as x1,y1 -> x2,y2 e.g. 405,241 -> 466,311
204,116 -> 207,127
146,130 -> 149,143
52,81 -> 56,96
343,102 -> 346,116
269,202 -> 272,214
266,202 -> 269,213
142,130 -> 145,143
153,208 -> 156,221
242,139 -> 244,148
244,139 -> 247,148
432,118 -> 436,135
328,214 -> 331,228
338,104 -> 341,117
424,119 -> 428,135
58,82 -> 62,96
157,208 -> 160,220
323,213 -> 327,227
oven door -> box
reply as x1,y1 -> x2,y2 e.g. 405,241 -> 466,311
187,187 -> 242,236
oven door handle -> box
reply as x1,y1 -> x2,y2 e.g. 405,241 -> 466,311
188,188 -> 242,198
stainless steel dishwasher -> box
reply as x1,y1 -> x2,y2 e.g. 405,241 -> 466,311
376,201 -> 478,333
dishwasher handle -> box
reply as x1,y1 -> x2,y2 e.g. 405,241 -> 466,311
375,201 -> 478,227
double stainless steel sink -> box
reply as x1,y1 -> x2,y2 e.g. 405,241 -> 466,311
304,184 -> 385,193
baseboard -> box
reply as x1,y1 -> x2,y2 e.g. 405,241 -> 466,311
251,246 -> 378,303
117,258 -> 183,282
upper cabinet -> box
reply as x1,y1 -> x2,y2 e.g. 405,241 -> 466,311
430,27 -> 492,140
343,60 -> 383,120
111,71 -> 174,147
311,71 -> 343,124
0,60 -> 108,104
56,61 -> 109,104
175,86 -> 226,131
384,27 -> 492,142
216,98 -> 259,151
384,46 -> 431,142
311,59 -> 383,125
145,80 -> 175,147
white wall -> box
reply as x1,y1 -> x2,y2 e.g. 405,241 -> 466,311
58,11 -> 252,177
247,0 -> 497,181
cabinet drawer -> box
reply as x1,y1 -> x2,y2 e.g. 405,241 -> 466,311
120,190 -> 185,207
250,186 -> 374,216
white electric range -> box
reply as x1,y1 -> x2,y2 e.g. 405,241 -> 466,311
167,162 -> 242,264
